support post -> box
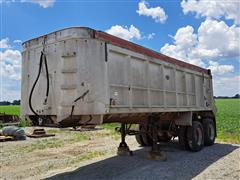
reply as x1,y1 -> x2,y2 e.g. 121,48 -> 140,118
117,123 -> 133,156
148,115 -> 167,161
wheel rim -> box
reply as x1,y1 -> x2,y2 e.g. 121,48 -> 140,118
208,123 -> 215,140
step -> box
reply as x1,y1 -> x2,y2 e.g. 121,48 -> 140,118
61,68 -> 77,73
61,84 -> 77,90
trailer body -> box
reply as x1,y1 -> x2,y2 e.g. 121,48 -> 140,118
21,27 -> 216,127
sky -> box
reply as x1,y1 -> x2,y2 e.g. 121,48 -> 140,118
0,0 -> 240,101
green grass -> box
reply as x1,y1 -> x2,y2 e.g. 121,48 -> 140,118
46,129 -> 61,134
215,99 -> 240,144
66,150 -> 110,166
19,118 -> 31,127
75,133 -> 90,141
0,105 -> 20,115
18,138 -> 64,153
18,133 -> 91,153
99,123 -> 120,140
78,150 -> 107,161
0,105 -> 30,128
99,123 -> 118,131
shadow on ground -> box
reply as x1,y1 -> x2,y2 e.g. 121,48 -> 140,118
46,142 -> 239,180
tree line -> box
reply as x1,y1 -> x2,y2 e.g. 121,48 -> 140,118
0,100 -> 21,106
214,94 -> 239,99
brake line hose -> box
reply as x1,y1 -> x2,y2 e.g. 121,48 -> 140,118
43,52 -> 50,103
28,51 -> 50,120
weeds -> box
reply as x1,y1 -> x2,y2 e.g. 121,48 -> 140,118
75,133 -> 90,141
67,150 -> 110,165
46,129 -> 61,134
19,118 -> 30,127
78,150 -> 107,161
19,138 -> 64,153
99,123 -> 120,140
0,120 -> 3,128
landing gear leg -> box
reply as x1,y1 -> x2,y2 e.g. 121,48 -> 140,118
117,123 -> 133,156
148,116 -> 167,161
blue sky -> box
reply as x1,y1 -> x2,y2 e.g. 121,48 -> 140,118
0,0 -> 240,101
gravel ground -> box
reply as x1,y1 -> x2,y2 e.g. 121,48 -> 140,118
1,127 -> 239,180
47,142 -> 240,180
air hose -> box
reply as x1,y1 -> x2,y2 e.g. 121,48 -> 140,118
70,90 -> 90,117
43,52 -> 50,103
28,51 -> 50,120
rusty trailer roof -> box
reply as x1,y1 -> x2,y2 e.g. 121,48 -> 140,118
93,30 -> 209,75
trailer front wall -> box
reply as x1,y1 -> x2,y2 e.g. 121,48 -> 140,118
22,29 -> 109,124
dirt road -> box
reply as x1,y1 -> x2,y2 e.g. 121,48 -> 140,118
1,127 -> 239,180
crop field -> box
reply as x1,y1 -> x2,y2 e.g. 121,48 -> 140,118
214,99 -> 240,144
0,105 -> 20,116
0,99 -> 239,143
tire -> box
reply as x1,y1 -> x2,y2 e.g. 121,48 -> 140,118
203,118 -> 215,146
135,125 -> 148,146
178,126 -> 189,150
135,133 -> 145,146
186,121 -> 204,152
135,125 -> 152,146
141,133 -> 152,146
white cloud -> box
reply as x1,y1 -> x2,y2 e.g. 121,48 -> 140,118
160,19 -> 240,68
0,49 -> 22,81
160,25 -> 205,67
213,75 -> 240,96
173,25 -> 197,50
106,25 -> 142,41
196,19 -> 240,58
181,0 -> 240,25
1,82 -> 21,101
0,0 -> 11,3
0,38 -> 22,101
0,0 -> 55,8
21,0 -> 55,8
137,1 -> 167,23
0,38 -> 11,49
13,39 -> 22,43
147,33 -> 155,40
207,61 -> 234,75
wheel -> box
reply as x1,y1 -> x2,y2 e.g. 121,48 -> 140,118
140,124 -> 153,146
186,121 -> 204,152
141,133 -> 152,146
178,126 -> 189,150
135,134 -> 145,146
135,125 -> 146,146
203,118 -> 215,146
135,125 -> 152,146
135,133 -> 145,146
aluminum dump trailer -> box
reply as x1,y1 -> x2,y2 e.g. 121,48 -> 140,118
21,27 -> 216,153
